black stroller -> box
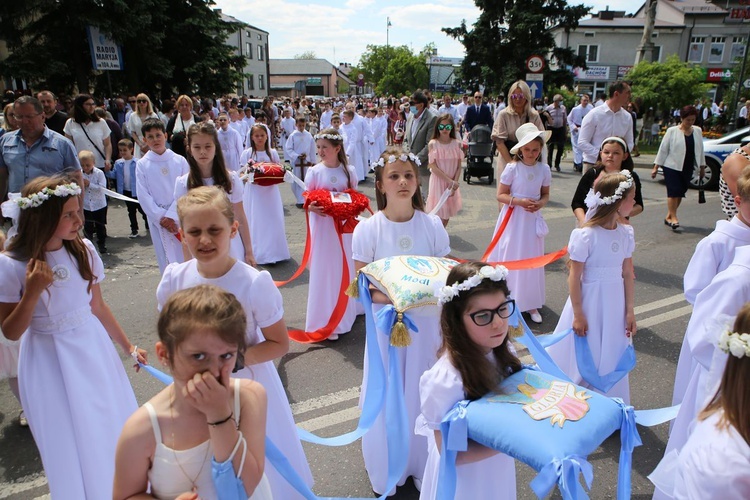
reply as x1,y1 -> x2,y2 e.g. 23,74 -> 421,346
464,124 -> 494,184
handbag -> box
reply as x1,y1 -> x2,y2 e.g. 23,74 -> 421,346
698,176 -> 706,204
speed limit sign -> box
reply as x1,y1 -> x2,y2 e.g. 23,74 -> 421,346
526,55 -> 545,73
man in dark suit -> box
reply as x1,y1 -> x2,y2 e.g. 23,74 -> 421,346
464,91 -> 494,132
403,90 -> 438,196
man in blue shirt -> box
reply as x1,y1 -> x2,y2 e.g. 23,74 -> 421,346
0,96 -> 82,199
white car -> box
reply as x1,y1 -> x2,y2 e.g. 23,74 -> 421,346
700,126 -> 750,190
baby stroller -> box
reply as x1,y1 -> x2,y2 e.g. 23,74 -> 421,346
464,124 -> 494,184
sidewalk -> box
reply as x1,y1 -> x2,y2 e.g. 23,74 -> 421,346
632,152 -> 656,170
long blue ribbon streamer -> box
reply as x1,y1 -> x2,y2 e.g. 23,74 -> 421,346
613,399 -> 642,500
436,401 -> 469,500
295,273 -> 387,447
511,310 -> 574,382
375,304 -> 419,336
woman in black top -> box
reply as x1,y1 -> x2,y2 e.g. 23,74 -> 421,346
571,136 -> 644,226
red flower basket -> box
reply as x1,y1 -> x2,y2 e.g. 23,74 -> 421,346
302,189 -> 371,221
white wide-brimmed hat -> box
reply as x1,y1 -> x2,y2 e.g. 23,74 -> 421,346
510,123 -> 552,155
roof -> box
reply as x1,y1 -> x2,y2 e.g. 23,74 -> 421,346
634,0 -> 727,17
217,11 -> 269,34
576,17 -> 683,28
270,59 -> 338,76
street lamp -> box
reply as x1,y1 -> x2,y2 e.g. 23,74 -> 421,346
386,17 -> 392,94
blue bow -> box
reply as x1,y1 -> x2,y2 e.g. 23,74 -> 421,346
375,304 -> 419,337
530,455 -> 594,500
614,399 -> 642,500
436,400 -> 470,500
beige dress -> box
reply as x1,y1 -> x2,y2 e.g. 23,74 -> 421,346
491,108 -> 545,173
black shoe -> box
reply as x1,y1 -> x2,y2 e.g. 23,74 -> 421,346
295,203 -> 304,209
98,246 -> 108,254
555,165 -> 561,172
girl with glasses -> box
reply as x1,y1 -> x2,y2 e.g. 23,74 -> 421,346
417,261 -> 521,500
426,113 -> 464,226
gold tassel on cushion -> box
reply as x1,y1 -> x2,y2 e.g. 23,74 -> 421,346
345,273 -> 360,298
508,323 -> 524,339
390,312 -> 412,347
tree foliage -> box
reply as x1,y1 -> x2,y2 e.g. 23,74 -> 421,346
357,44 -> 429,96
443,0 -> 590,95
294,51 -> 317,59
626,55 -> 711,112
0,0 -> 247,97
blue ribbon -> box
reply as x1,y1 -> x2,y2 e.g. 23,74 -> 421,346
296,273 -> 388,447
530,455 -> 594,500
511,311 -> 574,382
140,363 -> 175,385
634,404 -> 681,426
613,399 -> 642,500
436,401 -> 469,500
375,304 -> 419,337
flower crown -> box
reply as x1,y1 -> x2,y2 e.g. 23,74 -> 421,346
584,170 -> 633,209
315,133 -> 343,142
373,153 -> 422,168
1,182 -> 82,221
435,265 -> 509,305
718,329 -> 750,359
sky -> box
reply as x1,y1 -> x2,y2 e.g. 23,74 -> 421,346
213,0 -> 637,66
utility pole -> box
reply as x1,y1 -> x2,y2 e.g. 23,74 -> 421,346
386,17 -> 392,95
635,0 -> 657,65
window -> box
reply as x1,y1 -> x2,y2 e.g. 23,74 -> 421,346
709,36 -> 726,63
247,75 -> 254,90
247,42 -> 253,59
577,44 -> 598,63
246,31 -> 252,38
257,45 -> 264,61
653,46 -> 662,62
258,74 -> 265,90
257,34 -> 262,40
688,36 -> 705,63
731,36 -> 747,61
584,32 -> 595,38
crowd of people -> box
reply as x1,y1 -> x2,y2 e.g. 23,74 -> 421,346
0,78 -> 748,500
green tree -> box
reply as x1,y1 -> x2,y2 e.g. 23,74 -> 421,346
294,51 -> 317,59
443,0 -> 590,95
0,0 -> 246,97
626,55 -> 711,113
357,44 -> 428,95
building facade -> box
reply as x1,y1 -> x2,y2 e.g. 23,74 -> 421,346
218,11 -> 270,97
269,59 -> 354,98
551,0 -> 750,101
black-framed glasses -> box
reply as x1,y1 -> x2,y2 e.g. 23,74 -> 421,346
438,124 -> 453,131
137,99 -> 148,103
474,95 -> 482,99
467,299 -> 516,326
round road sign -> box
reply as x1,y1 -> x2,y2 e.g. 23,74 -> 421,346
526,55 -> 545,73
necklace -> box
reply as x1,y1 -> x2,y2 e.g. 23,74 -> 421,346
170,386 -> 210,493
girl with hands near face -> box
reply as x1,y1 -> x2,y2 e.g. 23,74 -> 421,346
114,285 -> 272,500
488,123 -> 552,324
0,176 -> 146,499
546,172 -> 637,404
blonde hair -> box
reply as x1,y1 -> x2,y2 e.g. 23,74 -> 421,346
175,95 -> 193,113
176,185 -> 234,226
506,80 -> 533,116
584,172 -> 634,228
78,150 -> 96,164
136,93 -> 155,116
736,165 -> 750,201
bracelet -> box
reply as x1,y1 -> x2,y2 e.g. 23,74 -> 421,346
208,411 -> 234,427
130,345 -> 139,362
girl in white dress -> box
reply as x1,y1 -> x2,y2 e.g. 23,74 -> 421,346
114,285 -> 273,500
546,172 -> 637,403
174,122 -> 255,266
0,176 -> 146,498
156,186 -> 312,499
651,303 -> 750,499
0,230 -> 24,427
417,261 -> 520,500
304,128 -> 359,340
239,125 -> 290,265
487,122 -> 552,324
353,149 -> 451,495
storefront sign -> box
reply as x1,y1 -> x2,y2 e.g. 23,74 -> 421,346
617,66 -> 633,78
574,66 -> 610,81
705,67 -> 733,82
306,77 -> 322,85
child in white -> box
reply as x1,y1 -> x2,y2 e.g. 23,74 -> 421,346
340,110 -> 363,180
240,125 -> 290,264
353,150 -> 450,495
155,188 -> 312,499
246,114 -> 272,152
0,177 -> 145,499
650,303 -> 750,499
546,171 -> 637,403
135,120 -> 188,273
487,122 -> 552,324
417,262 -> 519,500
216,112 -> 244,171
280,109 -> 296,148
0,231 -> 24,428
672,167 -> 750,408
79,150 -> 109,252
305,128 -> 358,339
284,117 -> 316,206
114,285 -> 272,500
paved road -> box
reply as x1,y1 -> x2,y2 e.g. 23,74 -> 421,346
0,153 -> 723,499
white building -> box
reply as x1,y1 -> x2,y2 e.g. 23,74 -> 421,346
218,10 -> 270,97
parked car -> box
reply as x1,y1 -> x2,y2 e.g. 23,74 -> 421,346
700,126 -> 750,190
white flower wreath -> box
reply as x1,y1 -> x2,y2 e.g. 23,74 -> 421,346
373,152 -> 422,168
584,170 -> 633,209
435,265 -> 509,305
1,183 -> 82,221
718,329 -> 750,359
314,133 -> 344,142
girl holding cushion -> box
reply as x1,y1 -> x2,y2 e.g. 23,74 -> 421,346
417,261 -> 521,500
546,172 -> 637,403
352,148 -> 451,495
305,129 -> 359,340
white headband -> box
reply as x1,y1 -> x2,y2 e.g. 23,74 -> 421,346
600,136 -> 628,152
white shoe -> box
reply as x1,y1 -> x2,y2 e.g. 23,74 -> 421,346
529,311 -> 542,324
327,333 -> 339,341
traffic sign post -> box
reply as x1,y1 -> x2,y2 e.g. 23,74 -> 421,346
526,55 -> 545,73
525,72 -> 543,100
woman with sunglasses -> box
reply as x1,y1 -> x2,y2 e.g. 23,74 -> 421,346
426,113 -> 464,226
491,81 -> 545,176
126,93 -> 158,159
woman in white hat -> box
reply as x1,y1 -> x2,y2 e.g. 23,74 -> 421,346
486,122 -> 552,324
